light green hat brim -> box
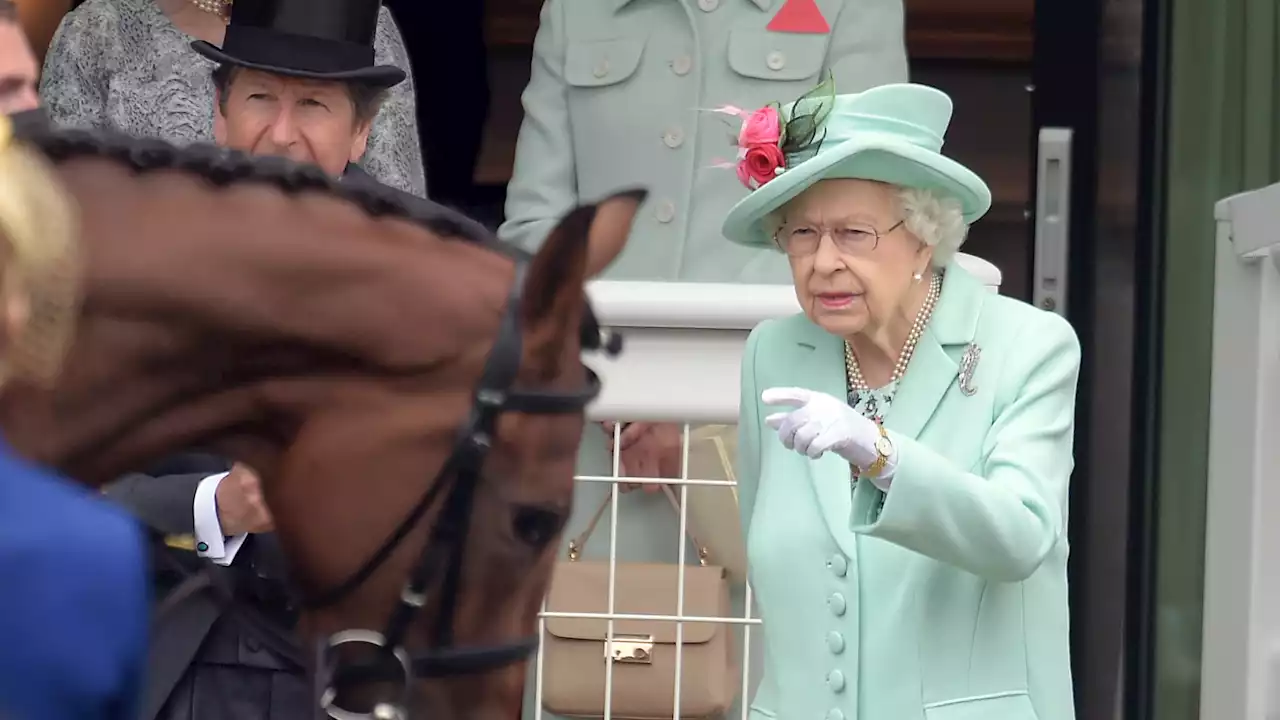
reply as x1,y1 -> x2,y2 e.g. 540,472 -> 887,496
721,133 -> 994,249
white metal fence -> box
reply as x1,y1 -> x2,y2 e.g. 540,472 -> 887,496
1203,183 -> 1280,720
526,254 -> 1003,720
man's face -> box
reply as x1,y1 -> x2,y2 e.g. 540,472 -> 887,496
213,69 -> 373,178
0,22 -> 40,115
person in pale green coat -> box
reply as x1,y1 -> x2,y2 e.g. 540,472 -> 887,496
503,5 -> 909,718
500,0 -> 907,283
724,82 -> 1079,720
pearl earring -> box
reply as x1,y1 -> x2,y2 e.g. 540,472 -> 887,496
912,271 -> 923,282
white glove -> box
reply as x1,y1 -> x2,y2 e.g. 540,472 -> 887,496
762,387 -> 897,481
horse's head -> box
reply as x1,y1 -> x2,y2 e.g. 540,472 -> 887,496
263,192 -> 644,719
0,118 -> 645,720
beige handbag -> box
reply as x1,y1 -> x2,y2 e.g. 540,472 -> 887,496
541,486 -> 737,719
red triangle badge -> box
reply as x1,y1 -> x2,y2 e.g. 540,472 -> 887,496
766,0 -> 830,34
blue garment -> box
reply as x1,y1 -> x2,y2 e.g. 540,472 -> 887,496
0,439 -> 150,720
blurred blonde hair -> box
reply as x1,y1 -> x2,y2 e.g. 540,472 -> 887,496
0,115 -> 82,387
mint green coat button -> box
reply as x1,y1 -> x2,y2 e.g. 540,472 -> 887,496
826,631 -> 845,654
827,669 -> 846,693
828,592 -> 846,616
826,554 -> 848,577
655,201 -> 676,224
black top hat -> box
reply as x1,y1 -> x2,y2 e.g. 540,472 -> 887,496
191,0 -> 406,89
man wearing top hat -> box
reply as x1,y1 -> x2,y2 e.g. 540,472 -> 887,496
97,2 -> 496,719
194,0 -> 418,201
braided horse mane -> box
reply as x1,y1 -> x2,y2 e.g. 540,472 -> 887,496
15,117 -> 508,255
0,114 -> 619,479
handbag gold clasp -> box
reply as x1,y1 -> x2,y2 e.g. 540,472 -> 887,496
606,634 -> 654,664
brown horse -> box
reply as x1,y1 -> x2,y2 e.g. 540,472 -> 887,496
0,121 -> 644,720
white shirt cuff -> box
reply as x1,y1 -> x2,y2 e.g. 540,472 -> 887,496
193,472 -> 248,566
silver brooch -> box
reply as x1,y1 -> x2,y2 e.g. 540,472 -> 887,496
958,343 -> 981,397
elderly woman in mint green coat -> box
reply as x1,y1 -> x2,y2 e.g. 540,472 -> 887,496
725,82 -> 1079,720
503,2 -> 908,718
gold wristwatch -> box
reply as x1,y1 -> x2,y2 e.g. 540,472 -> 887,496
861,423 -> 894,479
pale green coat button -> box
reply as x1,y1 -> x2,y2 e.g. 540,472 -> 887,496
663,128 -> 684,148
826,709 -> 845,720
593,60 -> 610,78
766,50 -> 786,71
828,592 -> 846,616
697,0 -> 719,11
827,669 -> 846,693
826,554 -> 848,577
826,631 -> 845,654
671,54 -> 692,76
655,201 -> 676,223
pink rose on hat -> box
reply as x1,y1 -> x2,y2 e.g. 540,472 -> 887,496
711,102 -> 789,189
737,144 -> 786,189
710,72 -> 838,192
738,106 -> 782,147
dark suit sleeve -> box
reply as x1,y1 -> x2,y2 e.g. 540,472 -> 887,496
104,472 -> 208,535
103,453 -> 233,534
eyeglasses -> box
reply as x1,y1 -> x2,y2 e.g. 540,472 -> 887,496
772,219 -> 905,257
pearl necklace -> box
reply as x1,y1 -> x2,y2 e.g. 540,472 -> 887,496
190,0 -> 232,19
845,272 -> 942,392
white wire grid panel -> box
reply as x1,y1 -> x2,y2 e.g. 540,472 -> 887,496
532,255 -> 1004,720
534,422 -> 753,720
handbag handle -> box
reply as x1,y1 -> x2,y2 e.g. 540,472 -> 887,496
566,484 -> 710,566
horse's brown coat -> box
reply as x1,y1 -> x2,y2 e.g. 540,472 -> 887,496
0,131 -> 644,719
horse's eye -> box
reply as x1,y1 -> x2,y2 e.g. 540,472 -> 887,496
512,506 -> 565,549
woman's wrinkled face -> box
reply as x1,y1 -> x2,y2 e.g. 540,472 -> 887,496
777,179 -> 933,339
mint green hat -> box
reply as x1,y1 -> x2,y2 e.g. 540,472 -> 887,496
721,81 -> 992,248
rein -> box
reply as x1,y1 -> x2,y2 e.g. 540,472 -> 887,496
10,120 -> 628,720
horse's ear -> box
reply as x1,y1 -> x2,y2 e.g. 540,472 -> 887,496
520,189 -> 645,373
584,189 -> 646,278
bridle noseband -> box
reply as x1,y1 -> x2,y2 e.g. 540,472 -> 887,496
306,260 -> 619,720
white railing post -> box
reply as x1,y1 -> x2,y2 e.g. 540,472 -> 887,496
1203,183 -> 1280,720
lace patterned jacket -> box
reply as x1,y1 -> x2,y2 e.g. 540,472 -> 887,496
38,0 -> 426,197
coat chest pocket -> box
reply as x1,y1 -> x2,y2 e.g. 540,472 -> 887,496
925,691 -> 1040,720
565,37 -> 646,88
728,28 -> 828,82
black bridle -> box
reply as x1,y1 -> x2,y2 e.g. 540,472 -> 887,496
303,259 -> 621,719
